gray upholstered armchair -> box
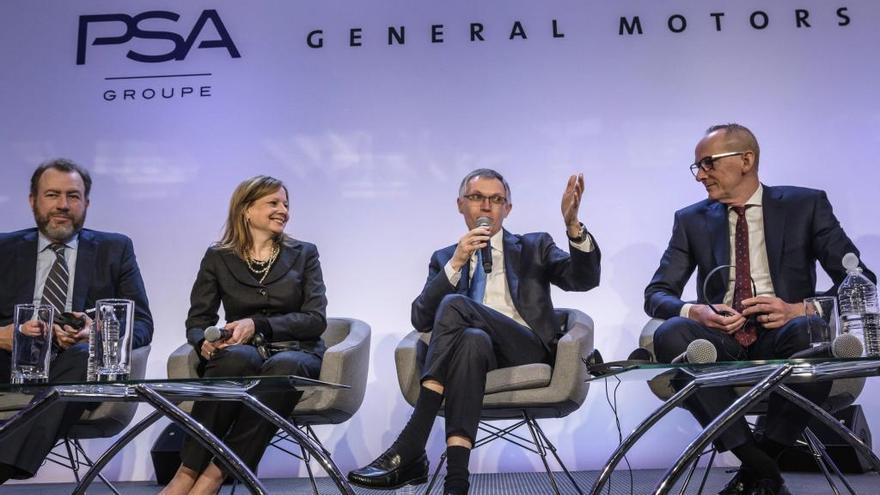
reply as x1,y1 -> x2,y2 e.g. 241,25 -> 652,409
166,317 -> 370,492
395,308 -> 593,495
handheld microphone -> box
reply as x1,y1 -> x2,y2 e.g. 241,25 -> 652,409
790,333 -> 864,359
475,216 -> 493,274
204,325 -> 232,343
671,339 -> 717,364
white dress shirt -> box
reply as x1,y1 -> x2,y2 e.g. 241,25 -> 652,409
681,184 -> 776,317
444,229 -> 594,328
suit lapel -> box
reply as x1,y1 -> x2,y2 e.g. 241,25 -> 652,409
706,202 -> 730,291
502,230 -> 522,309
220,249 -> 262,288
16,230 -> 39,304
73,230 -> 96,311
261,242 -> 301,286
762,185 -> 785,294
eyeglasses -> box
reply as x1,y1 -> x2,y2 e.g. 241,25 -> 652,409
689,151 -> 747,177
463,193 -> 507,206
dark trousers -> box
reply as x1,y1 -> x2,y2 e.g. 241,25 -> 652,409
653,316 -> 832,451
179,344 -> 322,474
0,343 -> 91,478
421,294 -> 549,443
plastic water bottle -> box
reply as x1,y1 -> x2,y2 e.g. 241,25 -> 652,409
86,325 -> 97,381
837,253 -> 879,354
100,305 -> 121,368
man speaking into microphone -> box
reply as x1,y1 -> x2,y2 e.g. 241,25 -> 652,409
645,124 -> 875,495
349,168 -> 600,495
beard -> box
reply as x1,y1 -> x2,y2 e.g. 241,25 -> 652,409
33,205 -> 86,242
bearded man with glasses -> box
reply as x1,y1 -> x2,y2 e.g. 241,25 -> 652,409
645,124 -> 874,495
349,168 -> 601,495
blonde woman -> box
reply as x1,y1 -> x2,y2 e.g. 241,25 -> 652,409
162,175 -> 327,495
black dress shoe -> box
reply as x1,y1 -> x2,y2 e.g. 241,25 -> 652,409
444,488 -> 467,495
347,449 -> 429,489
718,469 -> 755,495
751,478 -> 791,495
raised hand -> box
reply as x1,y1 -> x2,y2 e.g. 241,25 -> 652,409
561,173 -> 585,236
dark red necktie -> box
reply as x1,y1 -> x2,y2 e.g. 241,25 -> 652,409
731,206 -> 757,347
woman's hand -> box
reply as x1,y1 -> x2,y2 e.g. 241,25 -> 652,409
216,318 -> 256,348
200,339 -> 219,360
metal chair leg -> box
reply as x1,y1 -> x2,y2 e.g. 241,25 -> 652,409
695,449 -> 716,495
531,419 -> 585,495
804,428 -> 857,495
523,415 -> 561,495
299,440 -> 320,495
678,456 -> 700,495
424,451 -> 447,495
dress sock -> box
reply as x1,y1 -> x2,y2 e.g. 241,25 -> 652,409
444,445 -> 471,493
391,386 -> 444,461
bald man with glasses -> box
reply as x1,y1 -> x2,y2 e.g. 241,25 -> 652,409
645,124 -> 874,495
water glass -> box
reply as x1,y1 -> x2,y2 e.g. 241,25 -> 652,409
93,299 -> 134,381
11,304 -> 54,384
804,296 -> 838,347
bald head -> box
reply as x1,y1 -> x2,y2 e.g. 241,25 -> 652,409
705,123 -> 760,168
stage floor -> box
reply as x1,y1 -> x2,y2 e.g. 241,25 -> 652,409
4,468 -> 879,494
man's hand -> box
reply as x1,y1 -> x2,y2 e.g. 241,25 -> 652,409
217,318 -> 256,348
53,312 -> 93,350
0,324 -> 14,351
449,226 -> 491,272
741,295 -> 803,329
561,173 -> 585,236
688,304 -> 746,334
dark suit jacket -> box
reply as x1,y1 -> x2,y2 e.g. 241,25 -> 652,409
185,239 -> 327,355
645,185 -> 876,319
0,228 -> 153,349
411,230 -> 601,352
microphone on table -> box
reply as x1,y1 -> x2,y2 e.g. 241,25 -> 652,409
671,339 -> 718,364
475,216 -> 493,274
790,333 -> 864,359
204,325 -> 232,343
832,333 -> 864,358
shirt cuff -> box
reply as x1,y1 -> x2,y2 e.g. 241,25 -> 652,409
680,303 -> 693,319
569,232 -> 595,252
444,259 -> 462,286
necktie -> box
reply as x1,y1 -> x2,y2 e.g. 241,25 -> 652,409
731,206 -> 757,347
41,243 -> 69,316
468,250 -> 487,303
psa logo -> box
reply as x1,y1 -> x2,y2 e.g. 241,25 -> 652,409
76,9 -> 240,64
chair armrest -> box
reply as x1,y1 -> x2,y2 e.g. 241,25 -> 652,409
395,330 -> 430,407
167,342 -> 199,379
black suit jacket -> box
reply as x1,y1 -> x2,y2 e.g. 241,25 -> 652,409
185,239 -> 327,355
411,230 -> 601,352
645,185 -> 875,319
0,228 -> 153,348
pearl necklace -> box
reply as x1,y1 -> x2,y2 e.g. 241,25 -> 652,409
246,245 -> 280,284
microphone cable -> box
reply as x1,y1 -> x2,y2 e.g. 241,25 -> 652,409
603,373 -> 634,495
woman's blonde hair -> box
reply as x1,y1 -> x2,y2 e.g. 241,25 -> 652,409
217,175 -> 290,260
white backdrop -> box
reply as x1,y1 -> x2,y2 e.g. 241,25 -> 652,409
2,0 -> 880,483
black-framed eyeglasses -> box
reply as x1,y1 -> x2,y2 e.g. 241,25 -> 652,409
689,151 -> 747,177
463,193 -> 507,206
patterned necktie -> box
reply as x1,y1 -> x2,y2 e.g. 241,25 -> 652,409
731,206 -> 757,347
468,250 -> 487,303
41,243 -> 69,316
